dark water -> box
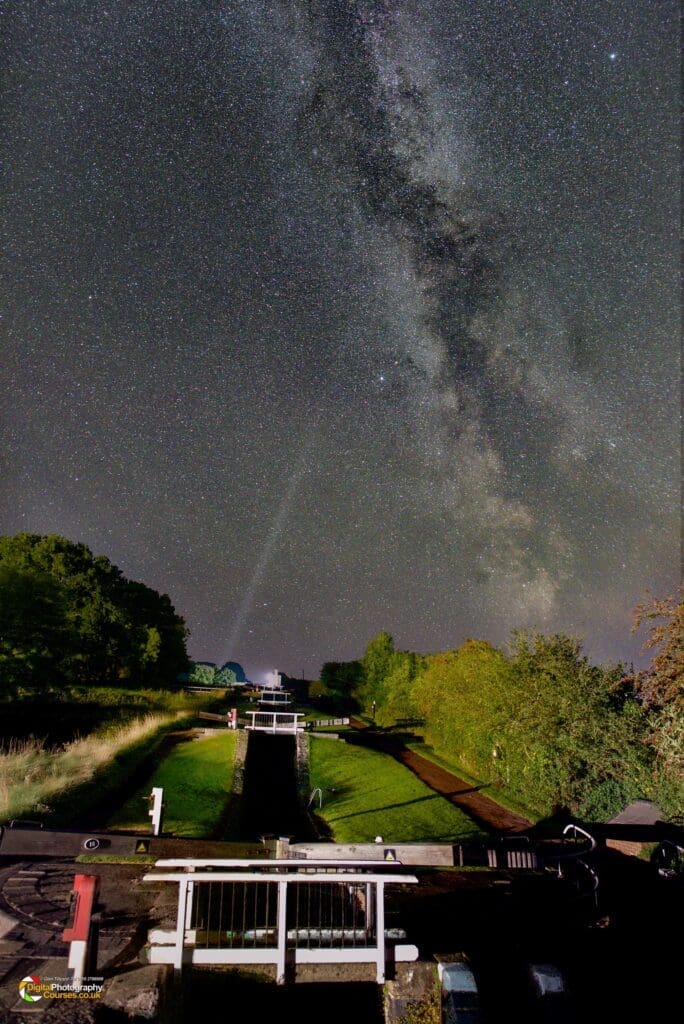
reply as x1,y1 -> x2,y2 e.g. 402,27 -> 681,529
238,732 -> 317,842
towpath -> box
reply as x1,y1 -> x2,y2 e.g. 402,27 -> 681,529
348,718 -> 531,833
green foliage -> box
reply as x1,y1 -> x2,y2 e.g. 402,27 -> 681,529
215,664 -> 238,686
360,631 -> 395,707
0,565 -> 71,691
319,659 -> 363,710
413,640 -> 511,778
0,533 -> 189,691
342,632 -> 426,723
333,627 -> 657,822
188,661 -> 217,685
396,998 -> 440,1024
627,591 -> 684,816
502,633 -> 649,816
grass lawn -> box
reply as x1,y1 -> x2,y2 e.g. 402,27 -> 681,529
309,737 -> 484,843
108,731 -> 237,838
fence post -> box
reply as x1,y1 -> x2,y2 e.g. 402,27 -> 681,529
173,878 -> 189,971
148,787 -> 164,836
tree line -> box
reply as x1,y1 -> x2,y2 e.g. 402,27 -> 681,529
0,533 -> 189,691
320,595 -> 682,821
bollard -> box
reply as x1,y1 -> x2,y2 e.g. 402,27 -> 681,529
63,874 -> 100,987
147,787 -> 164,836
230,707 -> 237,730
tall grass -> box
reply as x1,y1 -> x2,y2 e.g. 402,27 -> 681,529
0,712 -> 183,822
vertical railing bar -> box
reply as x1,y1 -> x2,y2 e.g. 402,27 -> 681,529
352,884 -> 358,946
205,881 -> 211,948
241,881 -> 247,948
265,880 -> 270,946
218,880 -> 225,949
230,881 -> 236,949
307,881 -> 311,950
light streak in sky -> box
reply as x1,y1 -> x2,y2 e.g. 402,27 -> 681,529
225,425 -> 318,657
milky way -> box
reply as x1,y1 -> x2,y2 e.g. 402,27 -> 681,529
0,1 -> 679,678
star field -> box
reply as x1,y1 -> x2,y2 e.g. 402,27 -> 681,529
0,1 -> 679,679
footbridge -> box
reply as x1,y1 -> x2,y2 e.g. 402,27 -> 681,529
143,858 -> 419,983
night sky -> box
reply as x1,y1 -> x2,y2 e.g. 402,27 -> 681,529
1,1 -> 679,681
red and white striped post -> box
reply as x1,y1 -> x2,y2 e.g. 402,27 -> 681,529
62,874 -> 100,986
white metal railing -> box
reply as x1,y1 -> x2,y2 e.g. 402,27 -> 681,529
143,859 -> 418,983
258,689 -> 293,706
245,711 -> 305,734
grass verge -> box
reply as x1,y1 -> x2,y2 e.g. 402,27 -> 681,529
309,736 -> 484,843
405,741 -> 541,822
0,713 -> 189,824
76,854 -> 157,865
108,732 -> 238,838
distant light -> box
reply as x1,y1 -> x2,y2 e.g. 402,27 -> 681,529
609,52 -> 618,61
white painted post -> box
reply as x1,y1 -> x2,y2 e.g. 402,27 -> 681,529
149,787 -> 164,836
67,940 -> 88,987
375,881 -> 385,984
276,880 -> 288,985
184,871 -> 194,941
365,882 -> 373,934
173,878 -> 189,971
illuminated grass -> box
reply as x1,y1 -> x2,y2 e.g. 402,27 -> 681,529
308,737 -> 483,843
108,732 -> 237,838
0,713 -> 182,823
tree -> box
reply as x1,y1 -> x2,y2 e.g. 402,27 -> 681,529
188,662 -> 217,686
629,590 -> 684,816
507,632 -> 648,816
215,665 -> 238,687
359,631 -> 395,710
630,589 -> 683,708
0,565 -> 71,693
320,659 -> 363,709
0,533 -> 189,689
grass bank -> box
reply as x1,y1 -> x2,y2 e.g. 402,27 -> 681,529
308,736 -> 483,843
0,712 -> 188,824
108,731 -> 238,838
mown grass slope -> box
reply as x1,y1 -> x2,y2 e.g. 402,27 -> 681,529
109,731 -> 237,838
308,736 -> 483,843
